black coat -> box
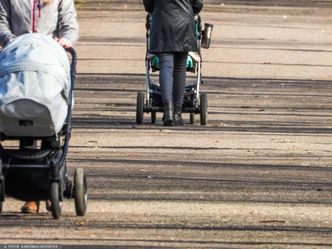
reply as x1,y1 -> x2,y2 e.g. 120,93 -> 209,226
143,0 -> 203,53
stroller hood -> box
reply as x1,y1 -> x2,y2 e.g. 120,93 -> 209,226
0,33 -> 71,137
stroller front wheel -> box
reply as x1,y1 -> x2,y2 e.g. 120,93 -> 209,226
50,182 -> 62,219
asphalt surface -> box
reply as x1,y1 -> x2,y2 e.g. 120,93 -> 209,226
1,1 -> 332,248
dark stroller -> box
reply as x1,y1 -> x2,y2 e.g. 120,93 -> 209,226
136,14 -> 213,125
0,34 -> 87,219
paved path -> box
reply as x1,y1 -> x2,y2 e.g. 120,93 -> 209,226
1,1 -> 332,248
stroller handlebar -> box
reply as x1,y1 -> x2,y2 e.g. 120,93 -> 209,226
65,47 -> 77,70
65,47 -> 77,88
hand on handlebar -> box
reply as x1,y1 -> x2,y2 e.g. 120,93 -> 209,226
55,37 -> 72,48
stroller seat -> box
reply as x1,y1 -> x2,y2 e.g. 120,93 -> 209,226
149,53 -> 197,73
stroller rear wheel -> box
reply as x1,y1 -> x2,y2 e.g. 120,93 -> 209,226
200,92 -> 208,126
50,182 -> 62,219
74,168 -> 88,216
151,111 -> 156,124
190,113 -> 195,124
136,91 -> 145,125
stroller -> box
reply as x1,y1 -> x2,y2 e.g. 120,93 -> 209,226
136,14 -> 213,125
0,34 -> 87,219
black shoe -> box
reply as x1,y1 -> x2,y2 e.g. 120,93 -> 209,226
163,102 -> 173,126
173,105 -> 183,126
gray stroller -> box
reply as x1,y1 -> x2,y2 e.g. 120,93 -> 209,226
0,33 -> 87,219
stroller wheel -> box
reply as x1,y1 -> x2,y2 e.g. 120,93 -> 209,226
50,182 -> 62,219
200,92 -> 208,126
74,168 -> 88,216
0,181 -> 3,214
190,113 -> 195,125
0,160 -> 3,214
151,112 -> 156,124
136,91 -> 145,125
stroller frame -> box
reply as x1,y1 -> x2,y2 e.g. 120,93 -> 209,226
0,48 -> 87,219
136,14 -> 209,125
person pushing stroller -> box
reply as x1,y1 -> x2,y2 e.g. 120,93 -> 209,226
0,0 -> 79,214
143,0 -> 204,126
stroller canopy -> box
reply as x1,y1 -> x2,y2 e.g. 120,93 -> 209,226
0,33 -> 71,137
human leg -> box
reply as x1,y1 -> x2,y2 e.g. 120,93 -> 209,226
173,52 -> 188,126
19,139 -> 54,213
19,139 -> 40,213
159,53 -> 174,126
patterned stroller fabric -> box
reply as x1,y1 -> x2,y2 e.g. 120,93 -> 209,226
0,33 -> 71,137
